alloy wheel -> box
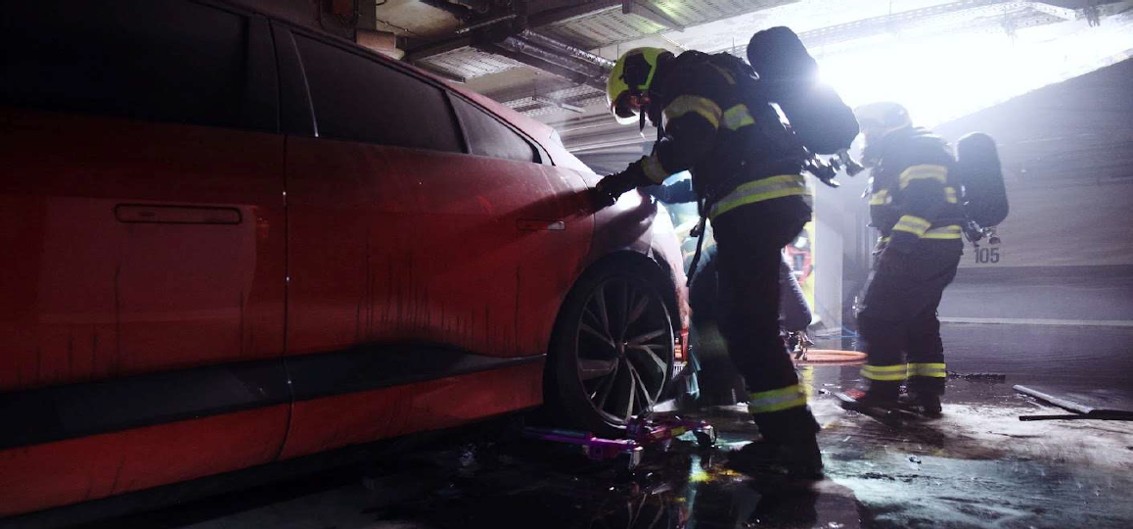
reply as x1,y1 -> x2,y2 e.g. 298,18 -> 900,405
573,276 -> 673,425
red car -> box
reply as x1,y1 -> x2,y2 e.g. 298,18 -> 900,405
0,0 -> 688,518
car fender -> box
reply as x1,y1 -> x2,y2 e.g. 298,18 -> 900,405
583,185 -> 690,333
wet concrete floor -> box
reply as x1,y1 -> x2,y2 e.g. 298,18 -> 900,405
78,323 -> 1133,529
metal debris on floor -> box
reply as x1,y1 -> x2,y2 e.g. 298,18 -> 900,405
1015,384 -> 1133,421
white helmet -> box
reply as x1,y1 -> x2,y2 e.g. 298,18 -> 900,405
853,102 -> 912,145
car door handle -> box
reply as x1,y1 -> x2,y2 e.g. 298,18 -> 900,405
517,219 -> 565,232
115,204 -> 242,225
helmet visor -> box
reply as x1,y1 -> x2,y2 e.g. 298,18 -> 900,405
611,91 -> 640,125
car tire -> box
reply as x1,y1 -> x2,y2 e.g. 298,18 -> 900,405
546,262 -> 676,437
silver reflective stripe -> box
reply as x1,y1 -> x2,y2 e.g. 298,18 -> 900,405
708,174 -> 809,220
861,364 -> 907,381
869,189 -> 891,205
663,95 -> 722,129
892,215 -> 931,237
722,104 -> 755,130
899,164 -> 947,189
922,225 -> 962,239
748,384 -> 807,414
908,362 -> 947,378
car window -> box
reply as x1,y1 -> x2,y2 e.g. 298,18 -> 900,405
0,0 -> 259,130
450,96 -> 539,163
294,35 -> 461,153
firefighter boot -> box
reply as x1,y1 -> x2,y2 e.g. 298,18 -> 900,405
899,392 -> 942,418
902,376 -> 944,418
727,407 -> 823,480
839,380 -> 901,415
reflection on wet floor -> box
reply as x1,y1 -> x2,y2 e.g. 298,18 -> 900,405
76,319 -> 1133,529
103,363 -> 1128,529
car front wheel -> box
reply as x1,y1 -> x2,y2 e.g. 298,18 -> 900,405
548,264 -> 676,436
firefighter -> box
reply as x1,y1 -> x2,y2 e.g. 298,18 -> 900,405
843,102 -> 965,418
647,178 -> 814,342
593,47 -> 821,478
649,175 -> 815,407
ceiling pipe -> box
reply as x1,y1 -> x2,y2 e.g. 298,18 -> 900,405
492,30 -> 613,91
501,37 -> 604,76
455,13 -> 519,34
494,38 -> 603,77
405,9 -> 617,97
515,30 -> 615,71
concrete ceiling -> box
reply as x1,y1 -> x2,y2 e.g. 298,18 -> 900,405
363,0 -> 1133,164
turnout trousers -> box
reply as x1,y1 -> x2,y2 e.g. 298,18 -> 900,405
856,239 -> 963,399
711,197 -> 816,440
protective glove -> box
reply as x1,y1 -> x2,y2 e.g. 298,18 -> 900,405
591,161 -> 648,210
591,177 -> 623,209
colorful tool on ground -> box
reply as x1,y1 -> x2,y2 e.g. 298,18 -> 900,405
524,415 -> 716,469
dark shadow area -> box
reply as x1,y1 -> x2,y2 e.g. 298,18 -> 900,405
34,279 -> 1133,529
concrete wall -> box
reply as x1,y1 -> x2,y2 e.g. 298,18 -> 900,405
936,58 -> 1133,270
933,59 -> 1133,322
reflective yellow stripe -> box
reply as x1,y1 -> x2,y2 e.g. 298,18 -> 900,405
748,384 -> 807,414
899,164 -> 948,190
664,95 -> 721,129
872,186 -> 954,205
869,189 -> 891,206
862,372 -> 907,382
922,225 -> 962,239
892,215 -> 931,237
908,362 -> 947,378
862,364 -> 907,373
708,174 -> 809,220
722,104 -> 755,130
862,364 -> 908,382
641,154 -> 669,183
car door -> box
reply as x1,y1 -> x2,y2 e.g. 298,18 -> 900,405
275,27 -> 589,458
0,1 -> 288,516
445,93 -> 598,354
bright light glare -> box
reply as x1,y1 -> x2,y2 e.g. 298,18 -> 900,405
816,14 -> 1133,127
